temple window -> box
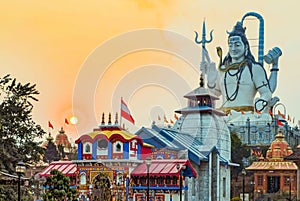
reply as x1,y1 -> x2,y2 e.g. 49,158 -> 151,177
172,176 -> 177,185
80,173 -> 86,185
188,100 -> 196,107
284,176 -> 290,186
257,175 -> 263,186
97,139 -> 108,149
113,141 -> 123,153
85,145 -> 90,152
83,143 -> 92,153
192,179 -> 195,196
116,144 -> 121,151
150,177 -> 155,185
166,176 -> 171,185
157,177 -> 164,185
223,177 -> 226,197
140,177 -> 146,185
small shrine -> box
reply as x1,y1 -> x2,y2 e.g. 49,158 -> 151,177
246,130 -> 298,200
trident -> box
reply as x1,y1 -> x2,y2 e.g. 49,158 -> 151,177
194,20 -> 213,75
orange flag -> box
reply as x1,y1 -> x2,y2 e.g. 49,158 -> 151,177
65,118 -> 69,125
174,114 -> 178,120
170,119 -> 174,124
241,111 -> 245,115
278,110 -> 285,119
164,115 -> 169,123
157,115 -> 161,121
256,109 -> 262,114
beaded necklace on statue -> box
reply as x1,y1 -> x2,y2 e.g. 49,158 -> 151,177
224,60 -> 247,101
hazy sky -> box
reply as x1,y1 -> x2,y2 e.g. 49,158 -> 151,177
1,0 -> 299,142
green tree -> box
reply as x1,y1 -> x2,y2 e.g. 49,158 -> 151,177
43,169 -> 77,201
0,185 -> 17,201
230,132 -> 250,180
0,183 -> 34,201
0,74 -> 46,173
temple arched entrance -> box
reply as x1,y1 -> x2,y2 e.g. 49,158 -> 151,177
92,172 -> 112,201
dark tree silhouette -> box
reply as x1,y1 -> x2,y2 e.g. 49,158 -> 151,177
0,74 -> 45,172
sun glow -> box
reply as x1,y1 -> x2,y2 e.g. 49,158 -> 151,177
70,116 -> 78,125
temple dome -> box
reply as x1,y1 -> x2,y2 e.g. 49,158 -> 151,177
55,127 -> 71,148
266,130 -> 293,161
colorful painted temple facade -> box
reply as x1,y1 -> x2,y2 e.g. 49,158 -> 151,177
73,113 -> 153,200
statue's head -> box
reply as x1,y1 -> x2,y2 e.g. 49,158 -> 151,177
227,22 -> 248,47
224,21 -> 256,64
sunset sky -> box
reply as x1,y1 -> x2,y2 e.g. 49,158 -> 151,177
0,0 -> 299,143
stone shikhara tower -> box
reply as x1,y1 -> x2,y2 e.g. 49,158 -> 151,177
173,75 -> 234,201
137,74 -> 235,200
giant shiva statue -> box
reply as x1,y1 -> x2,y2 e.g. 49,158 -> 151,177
199,20 -> 281,120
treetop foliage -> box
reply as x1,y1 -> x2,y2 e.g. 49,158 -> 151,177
0,74 -> 46,173
43,169 -> 77,201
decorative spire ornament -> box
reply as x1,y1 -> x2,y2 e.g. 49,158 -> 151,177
108,113 -> 112,125
101,113 -> 105,125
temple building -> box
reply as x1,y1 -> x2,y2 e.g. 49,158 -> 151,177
136,76 -> 235,201
39,112 -> 199,201
246,130 -> 298,200
72,113 -> 153,200
42,127 -> 75,162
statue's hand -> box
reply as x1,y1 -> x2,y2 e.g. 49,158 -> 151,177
207,62 -> 218,85
254,98 -> 268,113
264,47 -> 282,68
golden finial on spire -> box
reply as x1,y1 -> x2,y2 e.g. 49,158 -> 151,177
108,112 -> 112,125
115,112 -> 118,125
101,113 -> 105,125
46,132 -> 54,141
